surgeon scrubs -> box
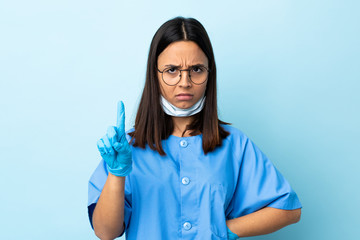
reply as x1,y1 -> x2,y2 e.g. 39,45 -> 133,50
88,124 -> 302,239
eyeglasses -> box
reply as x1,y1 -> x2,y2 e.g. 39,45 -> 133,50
157,65 -> 210,86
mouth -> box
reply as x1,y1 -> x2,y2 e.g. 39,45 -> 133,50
175,93 -> 193,101
176,93 -> 193,96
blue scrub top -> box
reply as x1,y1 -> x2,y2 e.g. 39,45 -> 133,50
88,124 -> 302,239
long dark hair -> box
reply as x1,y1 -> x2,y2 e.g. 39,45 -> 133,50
128,16 -> 230,156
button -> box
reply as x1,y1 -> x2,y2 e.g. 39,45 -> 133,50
180,140 -> 188,147
183,222 -> 192,230
182,177 -> 190,185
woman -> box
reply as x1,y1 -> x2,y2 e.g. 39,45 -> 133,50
88,16 -> 302,240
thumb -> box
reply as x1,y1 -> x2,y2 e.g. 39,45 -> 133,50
113,142 -> 123,152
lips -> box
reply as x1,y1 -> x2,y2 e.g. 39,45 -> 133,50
176,93 -> 193,97
176,93 -> 193,101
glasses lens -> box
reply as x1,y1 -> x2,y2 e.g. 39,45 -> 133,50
163,67 -> 180,85
190,66 -> 208,84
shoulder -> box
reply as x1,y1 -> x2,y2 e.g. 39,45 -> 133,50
218,124 -> 252,154
220,123 -> 249,142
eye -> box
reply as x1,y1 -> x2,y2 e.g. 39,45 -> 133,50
192,66 -> 204,73
165,68 -> 178,74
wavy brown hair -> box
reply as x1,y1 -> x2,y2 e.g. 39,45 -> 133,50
128,16 -> 230,156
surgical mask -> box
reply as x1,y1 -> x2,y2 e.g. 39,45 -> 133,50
160,95 -> 206,117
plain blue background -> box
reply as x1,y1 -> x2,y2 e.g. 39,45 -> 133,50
1,0 -> 359,239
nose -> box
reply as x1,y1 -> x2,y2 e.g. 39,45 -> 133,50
178,70 -> 192,88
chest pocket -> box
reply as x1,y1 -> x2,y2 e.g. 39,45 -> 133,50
210,183 -> 228,239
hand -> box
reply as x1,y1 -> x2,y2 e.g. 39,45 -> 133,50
96,100 -> 133,176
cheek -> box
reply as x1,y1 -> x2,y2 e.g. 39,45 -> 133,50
158,78 -> 170,97
201,84 -> 207,96
157,72 -> 162,82
157,74 -> 165,95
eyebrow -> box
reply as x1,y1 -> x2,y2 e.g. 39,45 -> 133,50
164,63 -> 207,68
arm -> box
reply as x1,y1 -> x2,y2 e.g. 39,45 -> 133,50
93,100 -> 133,239
226,207 -> 301,237
92,173 -> 125,240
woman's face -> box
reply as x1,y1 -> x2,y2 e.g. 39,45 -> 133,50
157,41 -> 208,109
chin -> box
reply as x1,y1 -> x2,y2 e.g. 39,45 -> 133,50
175,101 -> 195,109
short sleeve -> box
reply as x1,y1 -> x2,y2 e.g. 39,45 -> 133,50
226,137 -> 302,220
87,158 -> 132,237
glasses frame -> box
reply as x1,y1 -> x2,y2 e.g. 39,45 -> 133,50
157,65 -> 211,86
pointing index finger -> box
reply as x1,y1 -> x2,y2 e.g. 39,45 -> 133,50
116,100 -> 125,134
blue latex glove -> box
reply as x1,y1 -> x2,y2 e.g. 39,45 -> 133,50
227,225 -> 239,240
96,100 -> 132,177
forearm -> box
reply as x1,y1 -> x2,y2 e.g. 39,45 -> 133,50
226,207 -> 301,237
92,173 -> 126,240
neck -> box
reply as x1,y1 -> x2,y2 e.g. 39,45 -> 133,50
171,116 -> 197,137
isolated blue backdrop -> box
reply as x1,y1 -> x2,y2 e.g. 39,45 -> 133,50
0,0 -> 359,239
